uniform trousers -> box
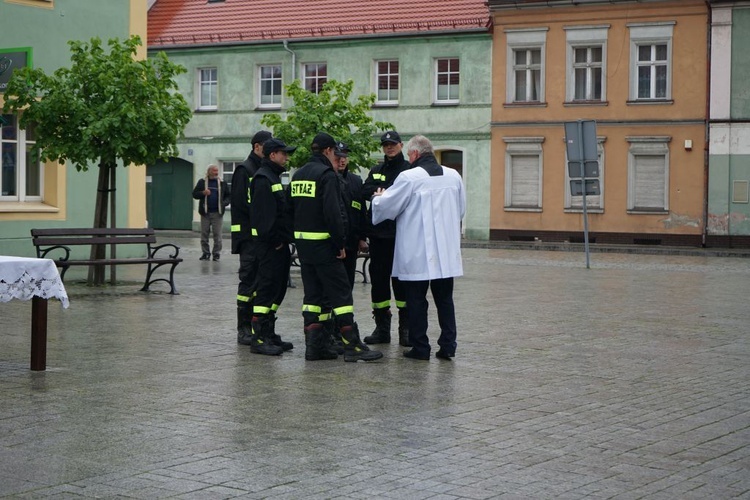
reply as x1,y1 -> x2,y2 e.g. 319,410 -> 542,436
237,241 -> 258,304
403,278 -> 457,356
368,236 -> 406,309
251,242 -> 291,314
342,245 -> 358,289
300,256 -> 354,328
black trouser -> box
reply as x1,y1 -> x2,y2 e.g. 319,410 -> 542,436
403,278 -> 457,356
251,242 -> 291,316
368,236 -> 406,310
300,256 -> 354,328
342,245 -> 358,289
237,240 -> 258,305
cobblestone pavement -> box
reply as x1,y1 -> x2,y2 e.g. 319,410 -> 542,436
1,235 -> 748,499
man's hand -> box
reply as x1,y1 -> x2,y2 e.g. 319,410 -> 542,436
371,187 -> 385,199
358,240 -> 369,253
336,248 -> 346,259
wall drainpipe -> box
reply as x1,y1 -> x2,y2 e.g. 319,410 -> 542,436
283,40 -> 296,81
702,0 -> 712,247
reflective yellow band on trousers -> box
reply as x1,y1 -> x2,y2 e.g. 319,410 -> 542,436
372,300 -> 390,309
302,304 -> 322,313
395,301 -> 407,309
319,312 -> 332,321
333,305 -> 354,316
295,231 -> 330,240
237,293 -> 256,302
253,306 -> 272,314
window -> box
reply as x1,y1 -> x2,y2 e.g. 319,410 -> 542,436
1,114 -> 42,202
627,137 -> 671,212
197,67 -> 218,110
259,65 -> 282,108
435,58 -> 459,103
375,60 -> 399,105
628,23 -> 674,102
565,26 -> 608,102
221,160 -> 240,191
504,137 -> 544,210
565,137 -> 605,211
303,63 -> 327,94
506,29 -> 547,104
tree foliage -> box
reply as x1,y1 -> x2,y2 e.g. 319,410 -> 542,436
261,79 -> 393,171
2,35 -> 192,171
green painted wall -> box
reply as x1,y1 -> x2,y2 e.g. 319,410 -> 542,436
731,7 -> 750,119
154,33 -> 492,240
1,0 -> 136,256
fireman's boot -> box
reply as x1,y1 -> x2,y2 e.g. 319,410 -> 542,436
237,300 -> 254,345
341,323 -> 384,362
323,318 -> 345,355
398,308 -> 411,347
248,315 -> 283,356
363,308 -> 391,344
267,312 -> 294,351
305,323 -> 339,361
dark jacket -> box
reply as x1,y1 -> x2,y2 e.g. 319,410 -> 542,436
288,153 -> 347,263
362,151 -> 411,239
230,152 -> 263,254
192,177 -> 230,216
338,169 -> 366,250
248,158 -> 293,247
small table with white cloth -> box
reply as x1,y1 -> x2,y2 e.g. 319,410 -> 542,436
0,256 -> 69,371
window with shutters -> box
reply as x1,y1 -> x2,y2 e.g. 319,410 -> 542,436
627,137 -> 671,212
505,28 -> 547,105
504,137 -> 544,211
627,23 -> 674,103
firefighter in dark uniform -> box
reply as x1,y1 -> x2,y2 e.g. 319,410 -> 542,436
231,130 -> 277,353
288,132 -> 383,362
333,141 -> 368,288
361,131 -> 412,347
245,138 -> 297,355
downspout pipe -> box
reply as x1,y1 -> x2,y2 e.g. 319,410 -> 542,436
283,40 -> 296,81
703,0 -> 712,247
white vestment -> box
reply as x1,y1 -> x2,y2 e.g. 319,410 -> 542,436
371,165 -> 465,281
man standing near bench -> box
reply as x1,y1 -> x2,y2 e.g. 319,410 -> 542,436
193,164 -> 230,261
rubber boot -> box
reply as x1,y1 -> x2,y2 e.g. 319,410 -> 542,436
305,323 -> 339,361
341,323 -> 384,362
267,312 -> 293,351
237,301 -> 253,345
323,318 -> 345,355
363,308 -> 391,344
398,308 -> 411,347
248,315 -> 283,356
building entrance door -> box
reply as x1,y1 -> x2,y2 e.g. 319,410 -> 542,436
146,157 -> 193,230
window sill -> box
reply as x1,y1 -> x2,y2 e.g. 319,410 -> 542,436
626,99 -> 674,106
504,207 -> 542,212
627,209 -> 668,215
194,108 -> 218,113
255,105 -> 282,111
564,208 -> 603,214
564,101 -> 608,107
0,202 -> 60,213
431,101 -> 460,107
503,102 -> 548,108
373,102 -> 399,108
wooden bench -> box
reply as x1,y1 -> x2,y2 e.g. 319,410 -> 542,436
289,244 -> 370,284
30,228 -> 183,294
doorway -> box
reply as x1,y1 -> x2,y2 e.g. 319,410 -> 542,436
146,157 -> 193,230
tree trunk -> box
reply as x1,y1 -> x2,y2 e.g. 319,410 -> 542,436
109,164 -> 117,285
88,160 -> 112,285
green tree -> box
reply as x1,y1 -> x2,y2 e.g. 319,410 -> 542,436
261,79 -> 393,170
2,35 -> 191,284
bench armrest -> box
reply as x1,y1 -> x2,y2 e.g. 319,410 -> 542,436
149,243 -> 181,259
37,245 -> 72,263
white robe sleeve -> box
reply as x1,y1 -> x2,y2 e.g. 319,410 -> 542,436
371,173 -> 414,225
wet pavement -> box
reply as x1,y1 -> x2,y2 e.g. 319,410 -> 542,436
1,234 -> 749,499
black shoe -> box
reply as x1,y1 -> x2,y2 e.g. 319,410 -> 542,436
341,323 -> 383,362
403,349 -> 430,361
212,254 -> 220,261
199,253 -> 210,261
435,349 -> 455,361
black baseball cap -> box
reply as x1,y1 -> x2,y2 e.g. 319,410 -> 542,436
380,131 -> 401,145
251,130 -> 273,146
335,141 -> 349,157
312,132 -> 337,150
263,138 -> 296,156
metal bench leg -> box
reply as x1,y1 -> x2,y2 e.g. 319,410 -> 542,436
30,296 -> 48,371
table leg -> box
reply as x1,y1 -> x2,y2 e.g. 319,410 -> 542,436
30,296 -> 48,371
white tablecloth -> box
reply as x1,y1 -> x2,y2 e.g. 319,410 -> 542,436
0,256 -> 69,308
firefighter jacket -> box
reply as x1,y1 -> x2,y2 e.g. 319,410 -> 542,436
230,152 -> 262,253
289,153 -> 347,264
248,158 -> 293,247
362,151 -> 411,239
338,169 -> 366,250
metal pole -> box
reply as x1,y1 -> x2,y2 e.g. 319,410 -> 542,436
577,121 -> 590,269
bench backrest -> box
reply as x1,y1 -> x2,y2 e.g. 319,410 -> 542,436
31,228 -> 157,248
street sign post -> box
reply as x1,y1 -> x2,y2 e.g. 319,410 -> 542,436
564,120 -> 598,268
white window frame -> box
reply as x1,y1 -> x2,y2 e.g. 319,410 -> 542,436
303,62 -> 327,94
434,58 -> 460,104
504,137 -> 544,211
565,25 -> 609,103
627,136 -> 671,212
196,67 -> 218,110
564,136 -> 605,212
506,28 -> 547,104
628,23 -> 674,102
258,64 -> 282,109
374,60 -> 399,105
1,114 -> 42,202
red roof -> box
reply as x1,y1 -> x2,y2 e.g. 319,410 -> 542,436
148,0 -> 491,48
